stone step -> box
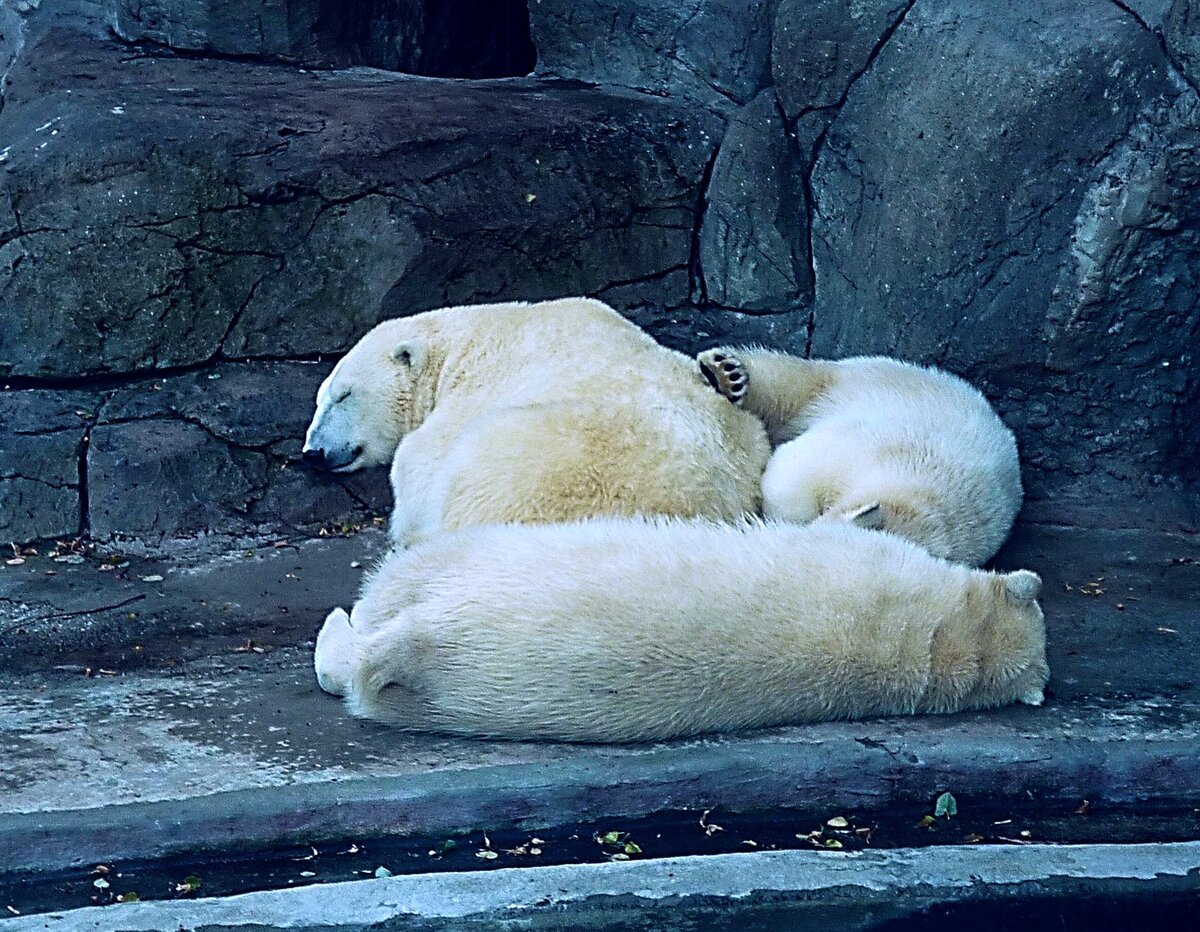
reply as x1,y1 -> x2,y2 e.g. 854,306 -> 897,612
5,842 -> 1200,929
2,523 -> 1198,876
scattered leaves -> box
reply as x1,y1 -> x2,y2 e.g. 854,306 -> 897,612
934,792 -> 958,819
374,866 -> 393,878
140,574 -> 164,583
175,875 -> 202,894
699,809 -> 724,837
596,830 -> 643,859
1075,799 -> 1090,816
822,838 -> 844,850
475,850 -> 499,860
917,815 -> 936,829
92,878 -> 110,890
826,816 -> 850,829
235,640 -> 266,654
117,892 -> 140,903
299,870 -> 316,878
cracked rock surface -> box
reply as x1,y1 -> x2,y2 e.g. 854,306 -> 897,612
1,0 -> 1198,544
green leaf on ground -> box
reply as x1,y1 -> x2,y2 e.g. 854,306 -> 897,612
935,792 -> 958,818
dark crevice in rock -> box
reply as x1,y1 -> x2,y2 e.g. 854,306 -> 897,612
1,354 -> 334,393
76,395 -> 110,539
798,0 -> 918,355
801,0 -> 912,163
689,142 -> 723,305
107,0 -> 536,78
595,264 -> 691,296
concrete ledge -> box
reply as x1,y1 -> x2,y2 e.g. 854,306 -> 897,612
6,842 -> 1200,930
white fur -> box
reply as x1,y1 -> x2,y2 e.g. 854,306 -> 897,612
703,349 -> 1022,565
303,298 -> 769,547
314,518 -> 1049,743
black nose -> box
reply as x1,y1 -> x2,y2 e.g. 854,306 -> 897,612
303,448 -> 326,467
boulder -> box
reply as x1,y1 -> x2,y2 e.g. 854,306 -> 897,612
0,17 -> 719,380
529,0 -> 776,116
808,0 -> 1197,524
698,89 -> 810,311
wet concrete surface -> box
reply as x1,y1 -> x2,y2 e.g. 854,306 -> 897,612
0,520 -> 1198,876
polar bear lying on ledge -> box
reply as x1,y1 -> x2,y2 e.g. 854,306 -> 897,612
698,347 -> 1022,566
313,518 -> 1048,743
302,298 -> 769,547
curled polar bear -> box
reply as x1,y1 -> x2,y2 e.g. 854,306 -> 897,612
303,298 -> 769,546
698,347 -> 1023,566
314,518 -> 1048,743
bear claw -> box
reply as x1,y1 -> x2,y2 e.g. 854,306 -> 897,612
698,349 -> 749,406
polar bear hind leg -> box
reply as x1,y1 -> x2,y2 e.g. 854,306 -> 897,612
314,607 -> 359,697
697,349 -> 748,406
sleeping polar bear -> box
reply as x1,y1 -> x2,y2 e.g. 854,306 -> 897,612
698,347 -> 1022,566
314,518 -> 1048,743
303,298 -> 769,546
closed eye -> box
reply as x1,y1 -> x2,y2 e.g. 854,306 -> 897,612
334,388 -> 352,404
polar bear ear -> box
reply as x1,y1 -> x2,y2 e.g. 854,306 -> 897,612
392,341 -> 426,372
1003,570 -> 1042,603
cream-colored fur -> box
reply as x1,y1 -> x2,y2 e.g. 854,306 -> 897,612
314,518 -> 1049,743
304,298 -> 769,546
698,348 -> 1022,565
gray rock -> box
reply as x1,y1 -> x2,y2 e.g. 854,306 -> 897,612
106,0 -> 535,77
0,389 -> 94,543
771,0 -> 910,122
530,0 -> 777,116
0,18 -> 719,379
808,0 -> 1197,526
87,361 -> 389,540
698,90 -> 810,310
1166,0 -> 1200,85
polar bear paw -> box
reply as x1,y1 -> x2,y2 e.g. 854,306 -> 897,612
314,607 -> 358,697
698,348 -> 748,406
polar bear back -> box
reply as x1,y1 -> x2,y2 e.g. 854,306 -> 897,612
341,518 -> 1048,741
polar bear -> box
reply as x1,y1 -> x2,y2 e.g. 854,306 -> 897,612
313,518 -> 1048,742
303,298 -> 769,546
697,347 -> 1022,566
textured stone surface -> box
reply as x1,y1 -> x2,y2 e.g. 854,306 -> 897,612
1166,0 -> 1200,85
107,0 -> 536,77
697,90 -> 810,311
86,362 -> 389,539
3,0 -> 1200,543
772,0 -> 911,150
529,0 -> 777,116
808,0 -> 1197,526
0,389 -> 92,543
0,17 -> 718,381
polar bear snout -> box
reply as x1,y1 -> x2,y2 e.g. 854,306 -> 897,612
302,443 -> 364,472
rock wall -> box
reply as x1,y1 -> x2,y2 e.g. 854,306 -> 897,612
2,0 -> 1197,545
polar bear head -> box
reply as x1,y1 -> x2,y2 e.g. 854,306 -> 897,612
920,567 -> 1049,714
303,319 -> 432,472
